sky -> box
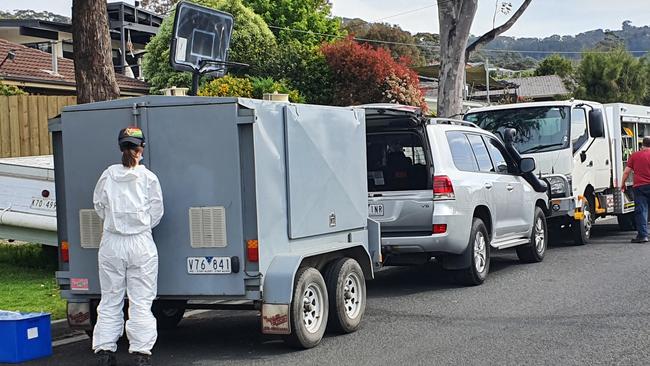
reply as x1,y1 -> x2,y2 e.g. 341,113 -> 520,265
1,0 -> 649,38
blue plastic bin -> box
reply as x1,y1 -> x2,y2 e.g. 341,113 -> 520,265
0,311 -> 52,363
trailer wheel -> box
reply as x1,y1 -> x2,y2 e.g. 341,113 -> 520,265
285,267 -> 329,349
572,200 -> 593,245
516,207 -> 547,263
324,258 -> 366,334
152,300 -> 186,330
617,212 -> 636,231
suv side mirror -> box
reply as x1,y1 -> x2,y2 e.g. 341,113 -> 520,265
520,157 -> 536,174
589,109 -> 605,138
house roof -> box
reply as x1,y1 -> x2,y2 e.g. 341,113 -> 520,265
504,75 -> 569,98
0,19 -> 72,34
0,38 -> 148,94
414,64 -> 516,91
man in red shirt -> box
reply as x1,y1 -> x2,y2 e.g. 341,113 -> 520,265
621,137 -> 650,243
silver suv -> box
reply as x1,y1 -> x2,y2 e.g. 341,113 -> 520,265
364,105 -> 549,285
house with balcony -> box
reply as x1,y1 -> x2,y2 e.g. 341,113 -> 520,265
0,2 -> 163,80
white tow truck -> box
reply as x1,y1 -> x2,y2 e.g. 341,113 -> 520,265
465,100 -> 650,245
0,155 -> 57,246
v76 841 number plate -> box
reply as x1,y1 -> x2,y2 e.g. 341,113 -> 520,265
186,256 -> 231,274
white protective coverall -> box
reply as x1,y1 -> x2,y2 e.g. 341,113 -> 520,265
91,164 -> 164,355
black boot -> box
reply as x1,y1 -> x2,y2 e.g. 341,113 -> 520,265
95,350 -> 116,366
134,352 -> 152,366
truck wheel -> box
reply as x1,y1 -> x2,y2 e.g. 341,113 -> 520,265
152,300 -> 186,330
456,218 -> 490,286
617,212 -> 636,231
285,267 -> 329,349
516,207 -> 547,263
324,258 -> 366,334
572,200 -> 593,245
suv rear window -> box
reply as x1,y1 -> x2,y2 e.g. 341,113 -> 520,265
367,132 -> 429,192
446,131 -> 478,172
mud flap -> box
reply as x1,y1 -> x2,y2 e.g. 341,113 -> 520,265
67,301 -> 92,330
261,304 -> 290,335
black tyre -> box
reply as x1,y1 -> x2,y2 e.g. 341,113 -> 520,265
284,267 -> 329,349
324,258 -> 366,334
572,199 -> 593,246
457,218 -> 490,286
517,207 -> 547,263
617,212 -> 636,231
152,300 -> 186,330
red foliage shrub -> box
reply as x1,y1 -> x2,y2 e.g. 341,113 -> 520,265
321,37 -> 427,111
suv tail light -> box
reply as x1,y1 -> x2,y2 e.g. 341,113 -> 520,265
433,175 -> 455,200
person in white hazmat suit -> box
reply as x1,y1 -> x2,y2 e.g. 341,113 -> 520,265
92,126 -> 163,366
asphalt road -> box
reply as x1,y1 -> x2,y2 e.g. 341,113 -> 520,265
24,220 -> 650,366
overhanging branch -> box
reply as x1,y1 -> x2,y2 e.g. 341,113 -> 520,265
465,0 -> 533,60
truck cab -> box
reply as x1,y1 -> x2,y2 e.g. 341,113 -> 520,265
466,100 -> 611,245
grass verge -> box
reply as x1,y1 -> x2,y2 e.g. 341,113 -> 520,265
0,243 -> 66,319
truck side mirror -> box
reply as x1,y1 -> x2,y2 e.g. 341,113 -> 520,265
589,109 -> 605,138
520,157 -> 536,174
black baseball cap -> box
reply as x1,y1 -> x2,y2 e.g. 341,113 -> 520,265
118,126 -> 146,147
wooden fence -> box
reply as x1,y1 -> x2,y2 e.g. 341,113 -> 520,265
0,95 -> 77,158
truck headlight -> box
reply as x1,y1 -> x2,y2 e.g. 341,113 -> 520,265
547,176 -> 568,196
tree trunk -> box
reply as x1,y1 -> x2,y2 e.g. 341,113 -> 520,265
72,0 -> 120,104
437,0 -> 478,118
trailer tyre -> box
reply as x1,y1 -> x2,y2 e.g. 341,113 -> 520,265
456,218 -> 490,286
572,200 -> 593,246
285,267 -> 329,349
324,258 -> 366,334
152,300 -> 186,330
516,207 -> 547,263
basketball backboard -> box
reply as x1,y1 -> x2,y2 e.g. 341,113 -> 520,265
170,1 -> 234,75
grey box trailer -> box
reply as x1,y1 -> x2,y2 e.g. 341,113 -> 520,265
50,96 -> 381,348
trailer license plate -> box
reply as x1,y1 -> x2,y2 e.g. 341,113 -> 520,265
368,204 -> 384,216
31,197 -> 56,211
187,256 -> 231,274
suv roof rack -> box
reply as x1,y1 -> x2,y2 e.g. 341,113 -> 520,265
429,118 -> 479,128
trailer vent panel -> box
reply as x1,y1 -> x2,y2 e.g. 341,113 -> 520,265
79,209 -> 103,248
189,207 -> 227,248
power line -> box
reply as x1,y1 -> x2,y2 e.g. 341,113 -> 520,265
268,25 -> 441,49
268,25 -> 650,56
371,4 -> 438,23
156,3 -> 649,56
481,48 -> 650,54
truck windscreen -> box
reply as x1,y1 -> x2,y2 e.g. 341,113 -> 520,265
465,106 -> 570,154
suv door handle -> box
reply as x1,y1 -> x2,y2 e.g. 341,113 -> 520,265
506,185 -> 514,191
484,183 -> 493,189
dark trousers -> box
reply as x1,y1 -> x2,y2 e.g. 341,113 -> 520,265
634,184 -> 650,238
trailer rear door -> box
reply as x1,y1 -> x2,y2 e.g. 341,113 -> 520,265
145,102 -> 249,296
58,99 -> 250,297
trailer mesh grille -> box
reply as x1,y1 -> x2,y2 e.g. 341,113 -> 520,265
79,209 -> 103,248
189,207 -> 227,248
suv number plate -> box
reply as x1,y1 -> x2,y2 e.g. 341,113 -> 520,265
187,256 -> 231,274
368,204 -> 384,216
